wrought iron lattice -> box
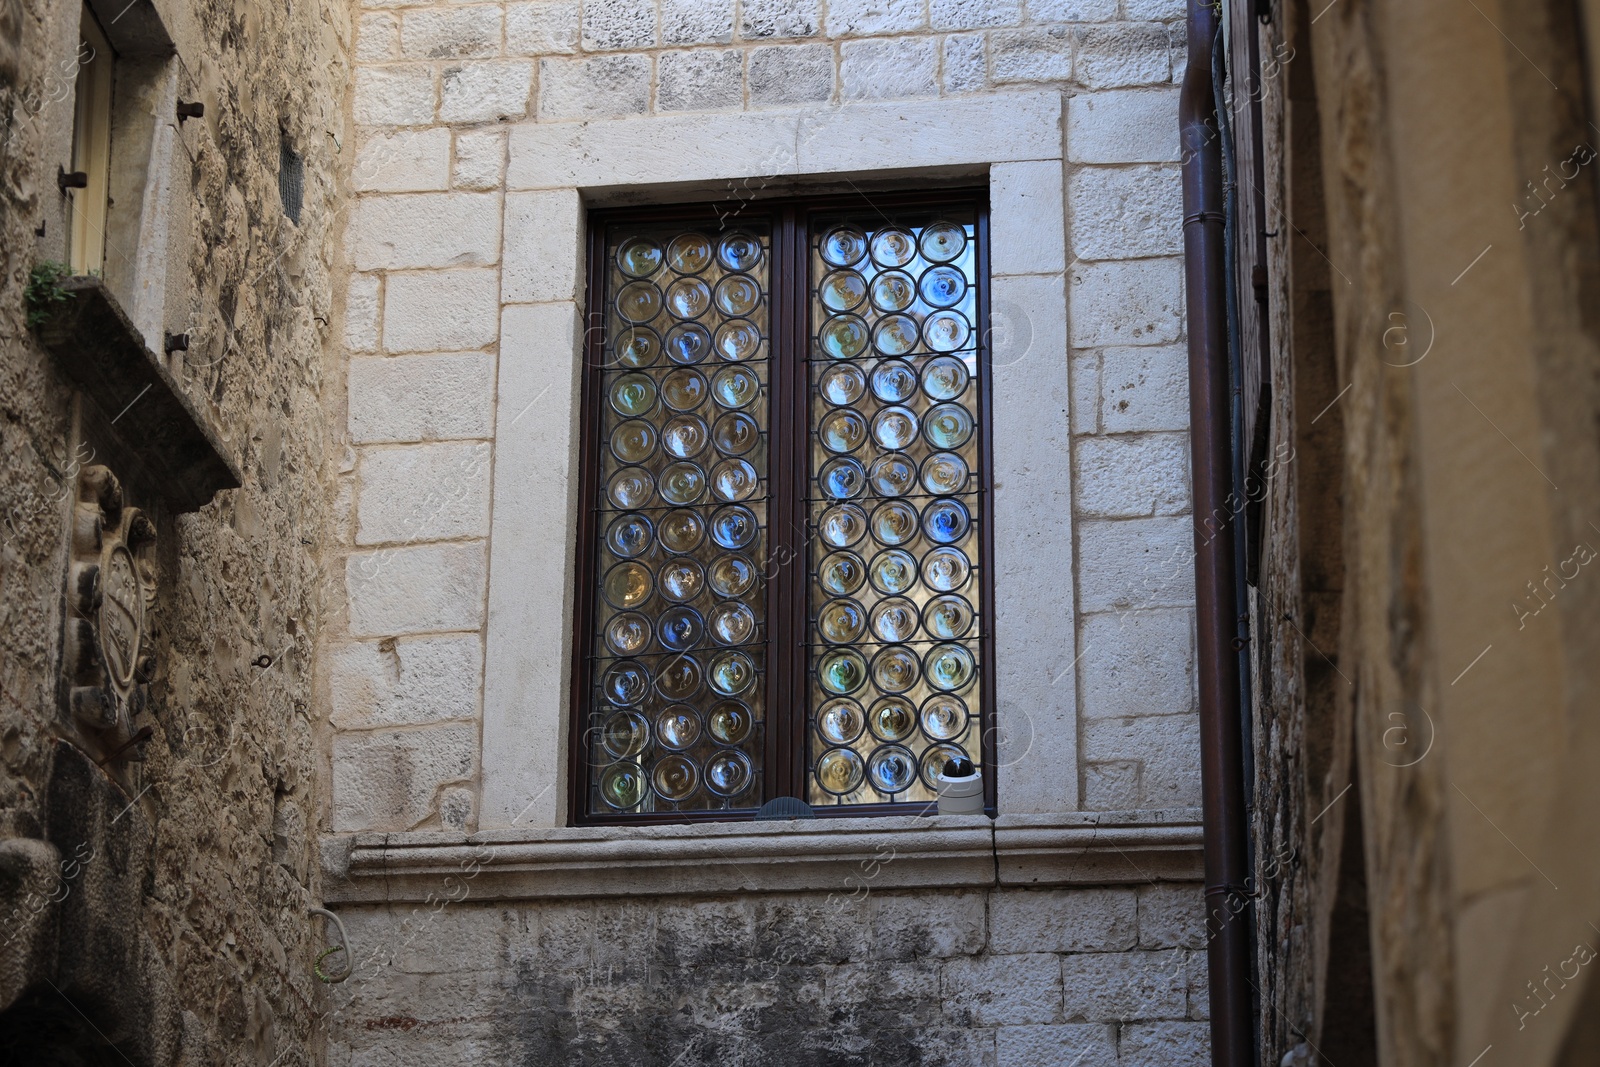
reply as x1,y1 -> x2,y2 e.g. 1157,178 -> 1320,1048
583,222 -> 772,816
805,209 -> 985,806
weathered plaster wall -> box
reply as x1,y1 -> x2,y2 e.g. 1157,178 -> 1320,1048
0,0 -> 349,1058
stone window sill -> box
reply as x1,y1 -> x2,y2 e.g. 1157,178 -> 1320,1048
35,276 -> 239,511
319,808 -> 1203,903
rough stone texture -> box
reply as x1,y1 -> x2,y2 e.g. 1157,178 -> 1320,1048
740,0 -> 820,40
1073,433 -> 1190,517
840,38 -> 939,100
1076,516 -> 1194,612
453,129 -> 507,191
657,48 -> 744,112
661,0 -> 733,45
352,128 -> 452,193
330,724 -> 477,831
990,888 -> 1137,954
1119,1020 -> 1210,1066
581,0 -> 657,51
1082,714 -> 1202,807
1078,608 -> 1195,719
991,27 -> 1073,84
346,192 -> 502,271
383,268 -> 502,352
1069,258 -> 1184,346
826,0 -> 926,36
348,352 -> 495,442
345,541 -> 488,636
327,634 -> 483,728
355,441 -> 493,544
931,0 -> 1022,31
1073,22 -> 1171,89
505,1 -> 580,53
1027,0 -> 1119,20
353,64 -> 436,126
538,54 -> 652,119
997,1024 -> 1118,1067
943,33 -> 987,94
749,44 -> 833,106
1061,949 -> 1186,1021
0,0 -> 346,1058
356,12 -> 400,61
1137,883 -> 1206,950
1099,343 -> 1189,432
1066,88 -> 1180,164
401,6 -> 501,60
439,61 -> 534,123
1069,165 -> 1183,260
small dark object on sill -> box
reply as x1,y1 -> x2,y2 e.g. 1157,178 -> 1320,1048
176,100 -> 204,120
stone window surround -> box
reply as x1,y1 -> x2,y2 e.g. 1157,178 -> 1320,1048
481,90 -> 1091,839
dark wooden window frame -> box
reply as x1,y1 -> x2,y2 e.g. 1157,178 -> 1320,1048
568,188 -> 996,826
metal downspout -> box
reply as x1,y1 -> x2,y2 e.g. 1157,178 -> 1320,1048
1181,2 -> 1254,1065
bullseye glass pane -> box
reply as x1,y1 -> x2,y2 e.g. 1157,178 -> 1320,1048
585,221 -> 770,816
806,207 -> 983,807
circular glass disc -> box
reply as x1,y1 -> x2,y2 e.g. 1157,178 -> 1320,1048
708,553 -> 756,596
819,363 -> 867,406
922,546 -> 971,592
657,605 -> 704,651
712,458 -> 760,501
871,500 -> 919,546
922,498 -> 971,544
708,700 -> 753,744
921,694 -> 968,741
653,755 -> 698,802
919,265 -> 967,308
709,601 -> 755,645
605,612 -> 652,655
659,509 -> 705,553
869,228 -> 916,268
655,655 -> 702,700
819,504 -> 869,548
923,594 -> 974,639
618,237 -> 664,278
818,648 -> 868,695
710,650 -> 757,695
718,231 -> 763,271
659,557 -> 705,602
921,451 -> 970,495
601,764 -> 646,809
661,368 -> 708,412
610,419 -> 656,463
666,322 -> 712,365
870,270 -> 916,312
656,706 -> 702,750
713,412 -> 760,456
820,315 -> 870,359
714,274 -> 761,316
872,406 -> 919,450
667,232 -> 713,273
609,373 -> 657,417
873,314 -> 919,356
616,281 -> 662,324
603,562 -> 652,609
870,360 -> 919,403
819,457 -> 867,500
601,709 -> 649,758
818,598 -> 866,644
821,409 -> 868,453
715,319 -> 761,361
711,506 -> 759,549
603,661 -> 650,705
869,549 -> 918,595
661,414 -> 709,459
606,513 -> 652,558
869,697 -> 917,741
658,461 -> 706,505
819,270 -> 868,312
817,699 -> 865,745
817,747 -> 865,794
712,366 -> 760,409
607,466 -> 655,509
868,745 -> 917,794
707,751 -> 753,796
919,222 -> 967,263
821,226 -> 868,267
870,646 -> 920,694
925,643 -> 976,692
923,311 -> 971,354
870,597 -> 919,643
922,355 -> 971,399
819,551 -> 866,596
867,454 -> 917,497
614,327 -> 660,368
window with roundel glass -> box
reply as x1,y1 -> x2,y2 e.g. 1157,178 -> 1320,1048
573,192 -> 990,824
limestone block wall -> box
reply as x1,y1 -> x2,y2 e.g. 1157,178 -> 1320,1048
325,884 -> 1210,1066
323,3 -> 1206,1061
327,0 -> 1198,835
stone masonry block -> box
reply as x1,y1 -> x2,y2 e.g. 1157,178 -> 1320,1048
840,38 -> 938,100
401,6 -> 501,59
1071,349 -> 1100,433
345,273 -> 380,352
740,0 -> 820,39
1126,0 -> 1186,19
1061,949 -> 1186,1022
352,65 -> 435,127
1027,0 -> 1118,18
751,895 -> 870,967
1069,165 -> 1182,260
502,188 -> 582,304
440,61 -> 533,122
990,888 -> 1137,954
1138,883 -> 1206,949
991,160 -> 1066,276
353,128 -> 451,193
347,192 -> 501,271
581,0 -> 656,50
991,27 -> 1072,84
749,44 -> 832,106
1074,433 -> 1190,518
657,48 -> 743,112
1083,713 -> 1203,807
932,0 -> 1021,30
356,12 -> 399,61
1070,258 -> 1183,347
538,54 -> 651,119
943,33 -> 986,95
1185,950 -> 1209,1019
1075,516 -> 1194,612
383,269 -> 500,353
346,541 -> 488,636
327,634 -> 483,728
331,724 -> 477,831
942,953 -> 1061,1025
869,889 -> 987,961
1075,23 -> 1172,89
453,129 -> 506,190
1068,88 -> 1181,163
505,1 -> 579,53
1083,760 -> 1141,809
661,0 -> 732,44
356,441 -> 492,544
1078,608 -> 1195,719
824,961 -> 943,1029
997,1024 -> 1117,1067
1101,343 -> 1189,433
827,0 -> 925,36
348,352 -> 494,443
1119,1021 -> 1210,1066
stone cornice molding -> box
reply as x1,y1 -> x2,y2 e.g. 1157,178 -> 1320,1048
320,808 -> 1203,903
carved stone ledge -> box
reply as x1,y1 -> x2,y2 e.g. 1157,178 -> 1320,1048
319,809 -> 1204,904
35,277 -> 240,512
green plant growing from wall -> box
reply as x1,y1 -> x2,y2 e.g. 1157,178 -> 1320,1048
25,261 -> 74,327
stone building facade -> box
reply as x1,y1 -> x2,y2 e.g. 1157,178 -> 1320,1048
319,0 -> 1214,1064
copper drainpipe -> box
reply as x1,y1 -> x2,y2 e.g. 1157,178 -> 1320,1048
1181,1 -> 1254,1064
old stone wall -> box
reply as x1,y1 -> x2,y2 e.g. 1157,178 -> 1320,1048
1245,0 -> 1600,1064
326,884 -> 1209,1066
0,0 -> 349,1059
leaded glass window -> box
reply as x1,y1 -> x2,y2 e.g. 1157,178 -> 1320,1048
574,193 -> 990,824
